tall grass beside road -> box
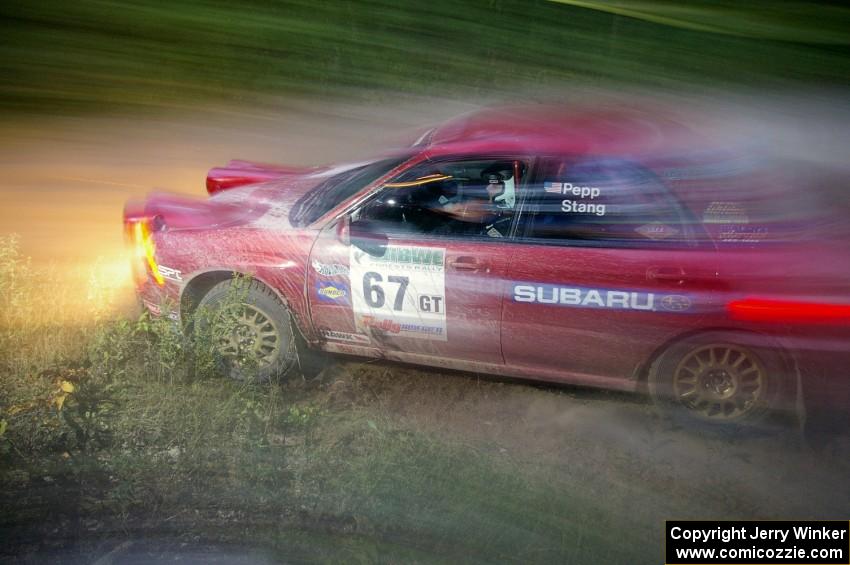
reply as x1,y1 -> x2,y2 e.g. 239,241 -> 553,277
0,233 -> 644,562
2,1 -> 849,115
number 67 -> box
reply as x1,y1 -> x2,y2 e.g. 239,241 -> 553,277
363,272 -> 409,310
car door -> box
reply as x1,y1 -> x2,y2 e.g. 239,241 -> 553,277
308,156 -> 527,365
501,157 -> 721,385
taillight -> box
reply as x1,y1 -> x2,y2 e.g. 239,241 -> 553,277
126,218 -> 164,286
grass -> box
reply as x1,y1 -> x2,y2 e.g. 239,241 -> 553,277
1,1 -> 849,116
287,412 -> 642,562
0,234 -> 654,563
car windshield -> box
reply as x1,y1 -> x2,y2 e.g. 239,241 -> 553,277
291,155 -> 410,226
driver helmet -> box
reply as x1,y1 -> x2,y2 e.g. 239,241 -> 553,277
485,173 -> 505,201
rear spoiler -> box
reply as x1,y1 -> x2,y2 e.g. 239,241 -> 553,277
206,159 -> 313,195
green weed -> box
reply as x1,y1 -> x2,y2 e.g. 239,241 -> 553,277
0,234 -> 651,562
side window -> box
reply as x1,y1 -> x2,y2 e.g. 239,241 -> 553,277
355,159 -> 527,239
521,158 -> 690,246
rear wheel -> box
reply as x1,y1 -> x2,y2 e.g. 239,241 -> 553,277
196,279 -> 297,382
648,332 -> 788,427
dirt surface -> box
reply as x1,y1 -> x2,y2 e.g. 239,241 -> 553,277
317,360 -> 849,519
6,356 -> 849,563
0,97 -> 477,267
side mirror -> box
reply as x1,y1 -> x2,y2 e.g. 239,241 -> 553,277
349,219 -> 388,257
335,216 -> 351,246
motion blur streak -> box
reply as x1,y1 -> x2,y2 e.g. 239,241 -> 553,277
728,298 -> 850,325
2,1 -> 850,114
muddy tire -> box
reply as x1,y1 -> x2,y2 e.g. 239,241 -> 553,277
648,332 -> 789,428
197,279 -> 298,383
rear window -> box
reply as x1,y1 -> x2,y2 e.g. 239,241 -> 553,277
665,156 -> 843,245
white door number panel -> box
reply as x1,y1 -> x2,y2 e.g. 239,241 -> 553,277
350,245 -> 447,340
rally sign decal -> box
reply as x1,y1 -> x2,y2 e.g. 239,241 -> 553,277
349,245 -> 447,340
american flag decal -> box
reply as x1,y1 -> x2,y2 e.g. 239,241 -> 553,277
544,182 -> 563,194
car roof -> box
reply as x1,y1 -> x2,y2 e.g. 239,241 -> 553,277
423,105 -> 702,160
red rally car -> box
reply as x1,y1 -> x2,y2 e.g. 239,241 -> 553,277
124,106 -> 850,427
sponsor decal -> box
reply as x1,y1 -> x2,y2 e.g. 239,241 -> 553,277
361,316 -> 444,337
544,181 -> 606,216
718,225 -> 769,243
361,315 -> 401,334
512,283 -> 693,313
320,329 -> 371,344
326,343 -> 361,355
316,281 -> 349,303
142,299 -> 162,316
398,323 -> 444,336
635,223 -> 680,240
353,245 -> 444,271
703,201 -> 749,224
142,299 -> 179,321
660,294 -> 692,312
350,245 -> 447,340
157,265 -> 183,282
312,260 -> 349,277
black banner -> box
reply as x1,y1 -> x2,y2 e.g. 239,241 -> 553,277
666,521 -> 849,564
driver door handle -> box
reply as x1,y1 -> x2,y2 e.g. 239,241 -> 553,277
449,256 -> 484,271
647,266 -> 687,284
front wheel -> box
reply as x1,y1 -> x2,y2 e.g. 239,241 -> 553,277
196,279 -> 297,382
648,332 -> 789,427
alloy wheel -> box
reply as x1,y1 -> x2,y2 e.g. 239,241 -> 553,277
216,304 -> 281,370
672,344 -> 767,421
